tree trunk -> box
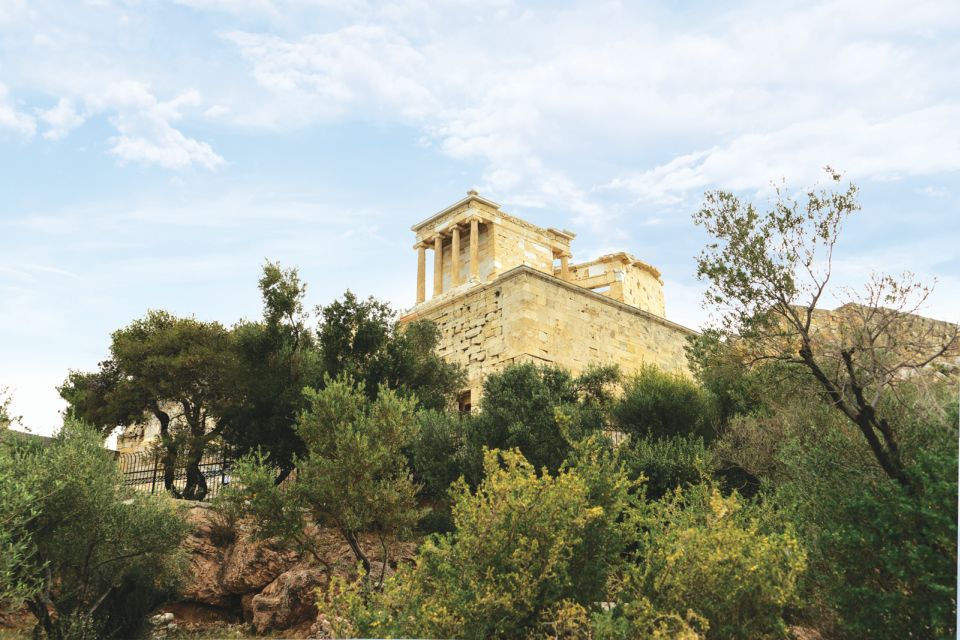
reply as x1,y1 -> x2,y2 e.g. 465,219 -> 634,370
27,593 -> 58,640
342,529 -> 371,578
181,438 -> 208,501
152,407 -> 181,497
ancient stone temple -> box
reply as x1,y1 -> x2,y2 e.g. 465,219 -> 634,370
399,190 -> 695,410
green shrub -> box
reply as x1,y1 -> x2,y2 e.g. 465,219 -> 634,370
630,483 -> 806,639
774,405 -> 958,639
613,366 -> 718,442
405,410 -> 478,533
326,447 -> 634,639
470,363 -> 619,475
0,431 -> 42,614
2,419 -> 188,639
219,375 -> 423,588
407,409 -> 473,502
622,433 -> 714,499
471,363 -> 579,473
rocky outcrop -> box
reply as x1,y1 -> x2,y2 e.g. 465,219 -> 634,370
179,505 -> 231,607
174,503 -> 418,635
179,504 -> 299,608
220,527 -> 299,595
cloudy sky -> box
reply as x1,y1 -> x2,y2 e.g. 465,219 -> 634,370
1,0 -> 958,435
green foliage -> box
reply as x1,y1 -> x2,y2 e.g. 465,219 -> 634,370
773,403 -> 958,639
471,363 -> 618,475
685,331 -> 767,424
326,447 -> 635,639
405,410 -> 477,532
3,419 -> 188,639
613,365 -> 718,442
60,309 -> 237,500
630,483 -> 806,640
0,386 -> 20,431
590,599 -> 707,640
623,434 -> 714,500
317,291 -> 464,411
220,376 -> 423,585
0,431 -> 41,614
224,262 -> 322,475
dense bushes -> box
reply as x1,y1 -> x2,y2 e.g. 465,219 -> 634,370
613,365 -> 718,442
469,363 -> 619,475
326,446 -> 635,639
320,443 -> 805,640
629,483 -> 806,639
622,433 -> 714,499
773,403 -> 958,639
0,419 -> 188,639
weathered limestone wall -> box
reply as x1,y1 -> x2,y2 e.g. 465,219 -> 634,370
621,266 -> 666,317
401,266 -> 694,402
491,218 -> 555,276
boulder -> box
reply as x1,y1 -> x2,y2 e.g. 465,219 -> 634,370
250,566 -> 328,633
220,527 -> 298,595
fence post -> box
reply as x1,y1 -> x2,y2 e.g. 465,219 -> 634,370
150,454 -> 159,495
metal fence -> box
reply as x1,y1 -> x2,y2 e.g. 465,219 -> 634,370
117,447 -> 233,500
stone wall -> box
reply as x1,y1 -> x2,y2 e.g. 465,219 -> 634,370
401,265 -> 695,402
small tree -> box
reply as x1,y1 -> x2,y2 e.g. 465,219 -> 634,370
471,363 -> 619,475
693,168 -> 958,488
612,365 -> 718,442
219,375 -> 422,588
224,262 -> 323,482
317,291 -> 464,411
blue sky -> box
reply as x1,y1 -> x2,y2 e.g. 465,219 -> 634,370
1,0 -> 958,435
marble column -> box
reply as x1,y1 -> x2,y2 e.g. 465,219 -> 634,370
560,253 -> 570,281
433,234 -> 443,296
416,243 -> 426,303
451,226 -> 461,287
470,217 -> 480,279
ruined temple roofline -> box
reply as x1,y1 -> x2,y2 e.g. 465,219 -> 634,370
410,190 -> 576,243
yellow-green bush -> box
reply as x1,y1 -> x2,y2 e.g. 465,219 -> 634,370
324,447 -> 636,639
631,484 -> 806,639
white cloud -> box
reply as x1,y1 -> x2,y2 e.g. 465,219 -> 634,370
39,97 -> 85,139
86,82 -> 225,170
0,83 -> 36,136
213,0 -> 960,223
174,0 -> 278,14
2,0 -> 959,203
608,106 -> 960,204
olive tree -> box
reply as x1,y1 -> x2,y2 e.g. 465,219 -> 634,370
693,168 -> 958,488
61,311 -> 237,500
217,375 -> 422,588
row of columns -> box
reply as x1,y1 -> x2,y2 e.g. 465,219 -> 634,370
416,217 -> 483,304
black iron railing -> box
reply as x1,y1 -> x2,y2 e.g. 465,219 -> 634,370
116,447 -> 233,500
